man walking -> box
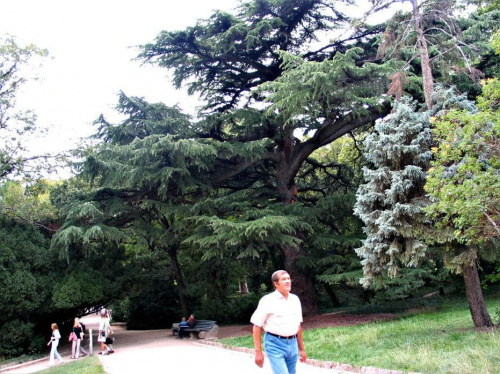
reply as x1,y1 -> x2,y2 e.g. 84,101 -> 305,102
250,270 -> 307,373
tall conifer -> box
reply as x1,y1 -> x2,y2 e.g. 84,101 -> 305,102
354,98 -> 433,287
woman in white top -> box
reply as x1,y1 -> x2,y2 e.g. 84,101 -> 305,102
98,310 -> 113,355
47,323 -> 64,366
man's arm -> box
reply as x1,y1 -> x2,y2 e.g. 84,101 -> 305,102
297,325 -> 307,363
252,325 -> 264,368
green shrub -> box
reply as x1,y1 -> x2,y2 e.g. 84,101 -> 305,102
0,320 -> 34,357
196,292 -> 262,324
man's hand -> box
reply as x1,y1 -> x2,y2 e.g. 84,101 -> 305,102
299,350 -> 307,363
255,350 -> 264,367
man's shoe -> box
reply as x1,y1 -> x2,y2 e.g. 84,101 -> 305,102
108,350 -> 114,354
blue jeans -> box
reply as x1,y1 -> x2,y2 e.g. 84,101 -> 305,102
264,333 -> 298,374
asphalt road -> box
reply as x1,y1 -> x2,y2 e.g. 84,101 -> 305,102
2,315 -> 353,374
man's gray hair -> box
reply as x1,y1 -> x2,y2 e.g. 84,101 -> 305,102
271,270 -> 289,288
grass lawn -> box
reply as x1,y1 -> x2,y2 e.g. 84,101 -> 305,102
38,356 -> 105,374
0,354 -> 45,369
221,297 -> 500,374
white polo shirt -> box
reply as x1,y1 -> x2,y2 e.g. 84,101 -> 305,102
250,290 -> 303,337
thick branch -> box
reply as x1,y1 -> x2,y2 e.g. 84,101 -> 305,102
209,158 -> 262,186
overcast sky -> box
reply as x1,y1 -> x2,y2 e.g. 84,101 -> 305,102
1,0 -> 240,157
1,0 -> 404,177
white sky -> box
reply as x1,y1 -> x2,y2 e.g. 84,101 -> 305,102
1,0 -> 240,157
1,0 -> 406,178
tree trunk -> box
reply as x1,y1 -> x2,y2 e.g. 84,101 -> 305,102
239,278 -> 249,294
283,245 -> 320,316
277,145 -> 320,316
363,289 -> 373,304
410,0 -> 434,109
462,262 -> 493,328
168,246 -> 189,317
323,283 -> 341,308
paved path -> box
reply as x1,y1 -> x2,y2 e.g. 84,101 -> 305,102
2,315 -> 353,374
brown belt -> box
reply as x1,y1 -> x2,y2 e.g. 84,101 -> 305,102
266,332 -> 297,339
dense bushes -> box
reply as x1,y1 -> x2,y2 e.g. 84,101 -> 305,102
111,252 -> 180,330
0,216 -> 136,357
0,217 -> 58,357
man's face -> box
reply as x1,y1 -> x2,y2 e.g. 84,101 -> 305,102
274,272 -> 292,294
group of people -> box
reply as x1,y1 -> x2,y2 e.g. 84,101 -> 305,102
47,308 -> 115,366
47,270 -> 304,374
174,270 -> 306,374
47,317 -> 87,366
176,314 -> 196,339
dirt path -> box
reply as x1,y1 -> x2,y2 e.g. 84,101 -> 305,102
1,313 -> 396,374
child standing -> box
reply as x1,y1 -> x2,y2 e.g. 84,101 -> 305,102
47,323 -> 64,366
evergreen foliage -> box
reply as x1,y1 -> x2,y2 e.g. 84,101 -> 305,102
259,48 -> 396,132
139,0 -> 363,112
354,97 -> 433,287
310,194 -> 367,305
136,0 -> 398,315
49,0 -> 500,326
354,80 -> 496,326
47,0 -> 393,320
112,250 -> 180,330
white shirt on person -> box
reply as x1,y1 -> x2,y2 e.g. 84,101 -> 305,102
52,329 -> 61,341
99,318 -> 110,337
250,290 -> 303,337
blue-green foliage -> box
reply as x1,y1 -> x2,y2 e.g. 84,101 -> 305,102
354,97 -> 433,288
